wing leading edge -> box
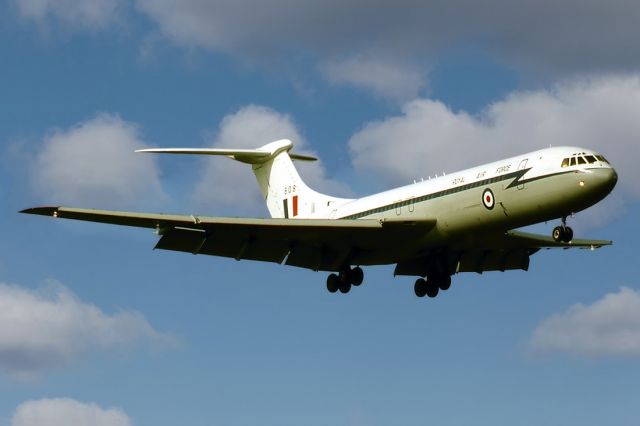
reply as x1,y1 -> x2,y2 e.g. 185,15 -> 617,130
21,206 -> 437,272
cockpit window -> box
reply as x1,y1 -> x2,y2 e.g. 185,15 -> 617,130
585,155 -> 598,163
561,158 -> 569,167
570,157 -> 577,166
596,155 -> 609,164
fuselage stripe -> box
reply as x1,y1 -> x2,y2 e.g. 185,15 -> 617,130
341,168 -> 575,220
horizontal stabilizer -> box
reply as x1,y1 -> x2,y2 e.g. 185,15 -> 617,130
135,139 -> 316,164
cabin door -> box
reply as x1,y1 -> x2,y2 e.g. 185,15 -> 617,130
517,159 -> 528,190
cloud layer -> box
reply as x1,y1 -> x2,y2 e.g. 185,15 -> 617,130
528,287 -> 640,357
320,56 -> 426,102
0,281 -> 173,378
13,0 -> 640,100
12,0 -> 123,30
134,0 -> 640,75
12,398 -> 131,426
31,114 -> 165,208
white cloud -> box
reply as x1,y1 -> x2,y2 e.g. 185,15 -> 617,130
349,74 -> 640,199
192,105 -> 348,216
134,0 -> 640,75
12,398 -> 131,426
12,0 -> 123,31
0,281 -> 174,379
528,287 -> 640,357
31,113 -> 166,209
320,56 -> 426,102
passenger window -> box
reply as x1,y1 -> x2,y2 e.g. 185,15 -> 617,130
578,156 -> 586,165
561,158 -> 569,167
570,157 -> 576,166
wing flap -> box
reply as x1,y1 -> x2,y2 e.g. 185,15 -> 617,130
155,227 -> 206,254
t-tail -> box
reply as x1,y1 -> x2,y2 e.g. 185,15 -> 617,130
136,139 -> 352,219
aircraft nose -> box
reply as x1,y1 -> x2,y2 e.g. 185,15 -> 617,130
585,167 -> 618,196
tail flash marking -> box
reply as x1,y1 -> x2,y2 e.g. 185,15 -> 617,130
282,198 -> 289,219
293,195 -> 298,217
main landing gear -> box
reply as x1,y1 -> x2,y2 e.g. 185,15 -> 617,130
552,216 -> 574,243
326,266 -> 364,294
414,273 -> 452,298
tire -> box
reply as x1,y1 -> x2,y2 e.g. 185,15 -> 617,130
425,280 -> 439,298
438,275 -> 452,291
414,278 -> 427,297
351,267 -> 364,286
326,274 -> 339,293
338,279 -> 351,294
552,226 -> 564,242
563,226 -> 574,243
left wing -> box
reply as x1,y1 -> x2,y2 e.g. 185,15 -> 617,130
21,206 -> 437,272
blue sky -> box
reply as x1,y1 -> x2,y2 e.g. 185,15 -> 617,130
2,1 -> 640,425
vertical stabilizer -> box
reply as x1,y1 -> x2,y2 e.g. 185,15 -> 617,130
250,140 -> 351,218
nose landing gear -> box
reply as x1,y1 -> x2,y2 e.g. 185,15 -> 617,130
552,216 -> 574,243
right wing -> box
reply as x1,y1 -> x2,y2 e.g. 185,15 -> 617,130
500,229 -> 611,250
21,206 -> 437,272
394,229 -> 612,276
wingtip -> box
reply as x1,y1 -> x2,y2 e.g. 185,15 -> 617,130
20,206 -> 60,217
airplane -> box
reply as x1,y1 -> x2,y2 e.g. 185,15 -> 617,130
21,139 -> 617,298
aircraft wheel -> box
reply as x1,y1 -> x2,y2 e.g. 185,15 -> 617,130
552,226 -> 564,242
563,226 -> 574,243
414,278 -> 427,298
338,279 -> 351,294
425,280 -> 439,298
438,275 -> 452,291
351,267 -> 364,286
327,274 -> 339,293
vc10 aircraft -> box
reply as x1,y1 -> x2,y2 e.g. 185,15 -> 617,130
22,139 -> 617,299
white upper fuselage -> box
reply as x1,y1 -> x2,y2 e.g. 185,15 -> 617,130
310,146 -> 617,229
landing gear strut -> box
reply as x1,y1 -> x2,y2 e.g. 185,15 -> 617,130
326,266 -> 364,294
552,216 -> 574,243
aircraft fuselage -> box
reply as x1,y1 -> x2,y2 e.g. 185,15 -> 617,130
323,146 -> 617,262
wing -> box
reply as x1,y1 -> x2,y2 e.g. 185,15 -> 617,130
394,229 -> 611,276
21,206 -> 437,272
498,229 -> 611,250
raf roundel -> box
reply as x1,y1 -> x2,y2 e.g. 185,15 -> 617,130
482,188 -> 495,210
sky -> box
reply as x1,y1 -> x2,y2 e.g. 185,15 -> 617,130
1,0 -> 640,424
